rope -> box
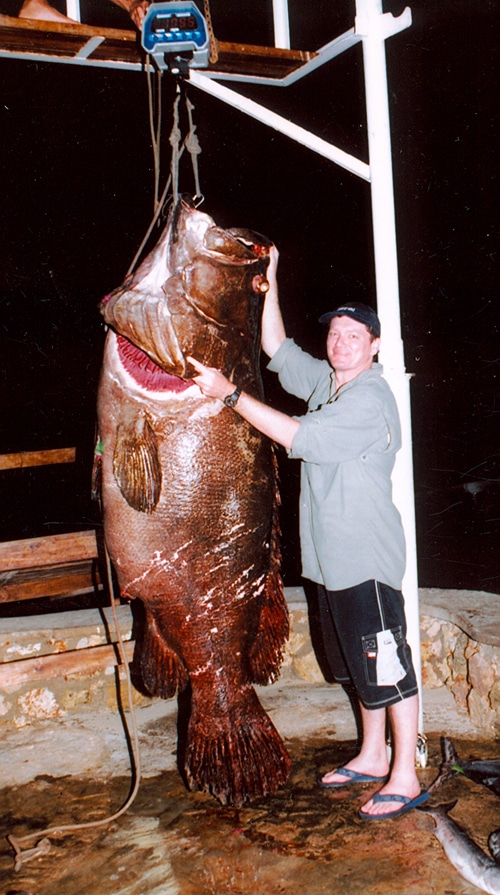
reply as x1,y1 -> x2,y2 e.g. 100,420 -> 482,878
7,547 -> 142,872
169,86 -> 182,207
146,61 -> 163,214
185,96 -> 202,203
127,87 -> 204,276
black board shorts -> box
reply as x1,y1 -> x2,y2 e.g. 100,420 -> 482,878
317,580 -> 419,709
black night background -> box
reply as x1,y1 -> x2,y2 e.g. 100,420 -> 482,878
0,0 -> 498,593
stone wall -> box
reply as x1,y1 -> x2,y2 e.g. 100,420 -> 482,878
419,588 -> 499,736
0,586 -> 498,734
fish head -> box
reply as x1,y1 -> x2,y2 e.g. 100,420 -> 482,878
100,198 -> 272,389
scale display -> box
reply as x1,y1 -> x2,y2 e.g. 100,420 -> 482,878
142,1 -> 210,69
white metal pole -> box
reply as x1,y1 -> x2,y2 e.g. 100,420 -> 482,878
272,0 -> 290,49
355,0 -> 424,741
65,0 -> 81,21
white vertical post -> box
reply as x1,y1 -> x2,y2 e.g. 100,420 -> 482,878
272,0 -> 290,49
355,0 -> 424,737
65,0 -> 81,21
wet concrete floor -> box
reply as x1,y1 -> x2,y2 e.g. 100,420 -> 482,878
1,688 -> 499,895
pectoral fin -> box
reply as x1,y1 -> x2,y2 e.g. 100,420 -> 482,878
113,413 -> 162,513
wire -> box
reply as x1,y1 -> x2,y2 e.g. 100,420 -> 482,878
7,546 -> 142,873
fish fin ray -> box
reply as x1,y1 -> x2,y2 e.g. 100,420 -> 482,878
113,414 -> 162,513
249,453 -> 288,684
249,569 -> 289,685
91,433 -> 103,504
184,690 -> 291,806
139,611 -> 188,698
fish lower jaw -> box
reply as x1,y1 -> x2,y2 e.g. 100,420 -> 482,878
105,334 -> 200,404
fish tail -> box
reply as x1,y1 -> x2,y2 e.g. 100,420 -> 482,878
442,736 -> 460,766
139,610 -> 188,699
183,689 -> 291,806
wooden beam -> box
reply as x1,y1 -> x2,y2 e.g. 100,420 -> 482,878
0,447 -> 76,470
0,530 -> 99,573
0,563 -> 102,603
0,14 -> 315,78
0,640 -> 135,688
0,14 -> 137,63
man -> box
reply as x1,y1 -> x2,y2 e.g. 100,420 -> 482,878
188,246 -> 427,819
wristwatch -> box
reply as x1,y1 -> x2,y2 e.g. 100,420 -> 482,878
224,387 -> 242,408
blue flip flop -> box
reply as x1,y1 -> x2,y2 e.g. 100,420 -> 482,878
359,789 -> 429,820
319,766 -> 388,789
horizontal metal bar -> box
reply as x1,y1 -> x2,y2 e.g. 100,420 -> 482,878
0,48 -> 144,71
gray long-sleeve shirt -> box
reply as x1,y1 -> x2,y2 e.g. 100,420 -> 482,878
268,338 -> 406,590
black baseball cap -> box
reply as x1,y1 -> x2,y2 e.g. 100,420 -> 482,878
319,301 -> 381,338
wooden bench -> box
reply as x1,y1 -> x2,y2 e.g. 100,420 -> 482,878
0,529 -> 104,606
0,530 -> 136,694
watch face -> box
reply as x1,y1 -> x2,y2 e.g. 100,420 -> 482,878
224,389 -> 240,408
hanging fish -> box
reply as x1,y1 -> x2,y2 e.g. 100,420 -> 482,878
95,196 -> 290,806
419,801 -> 500,895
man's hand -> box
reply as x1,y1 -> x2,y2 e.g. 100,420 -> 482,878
187,357 -> 235,403
127,0 -> 150,29
187,356 -> 300,449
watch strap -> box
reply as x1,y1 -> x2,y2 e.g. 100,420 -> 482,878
224,387 -> 242,408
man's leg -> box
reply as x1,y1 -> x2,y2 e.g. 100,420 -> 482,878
19,1 -> 75,22
359,693 -> 420,816
320,698 -> 390,784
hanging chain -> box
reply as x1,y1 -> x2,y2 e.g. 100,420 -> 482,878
202,0 -> 219,64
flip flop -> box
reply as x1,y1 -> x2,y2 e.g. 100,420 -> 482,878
319,766 -> 388,789
358,789 -> 430,820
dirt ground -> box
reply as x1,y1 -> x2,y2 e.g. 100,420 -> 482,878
1,728 -> 499,895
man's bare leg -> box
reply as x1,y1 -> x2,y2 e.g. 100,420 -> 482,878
359,693 -> 421,816
19,0 -> 75,22
18,0 -> 149,28
320,700 -> 390,785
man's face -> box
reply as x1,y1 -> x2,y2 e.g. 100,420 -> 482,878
326,315 -> 380,382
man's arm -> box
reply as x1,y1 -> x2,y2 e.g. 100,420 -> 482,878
110,0 -> 150,28
261,246 -> 287,359
187,357 -> 300,450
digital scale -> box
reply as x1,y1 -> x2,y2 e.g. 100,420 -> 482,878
142,1 -> 210,73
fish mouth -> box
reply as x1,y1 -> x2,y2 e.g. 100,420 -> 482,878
117,335 -> 193,393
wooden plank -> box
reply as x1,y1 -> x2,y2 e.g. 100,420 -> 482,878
0,562 -> 102,603
0,639 -> 135,688
210,41 -> 314,79
0,447 -> 76,470
0,530 -> 99,573
0,14 -> 315,78
0,14 -> 142,64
